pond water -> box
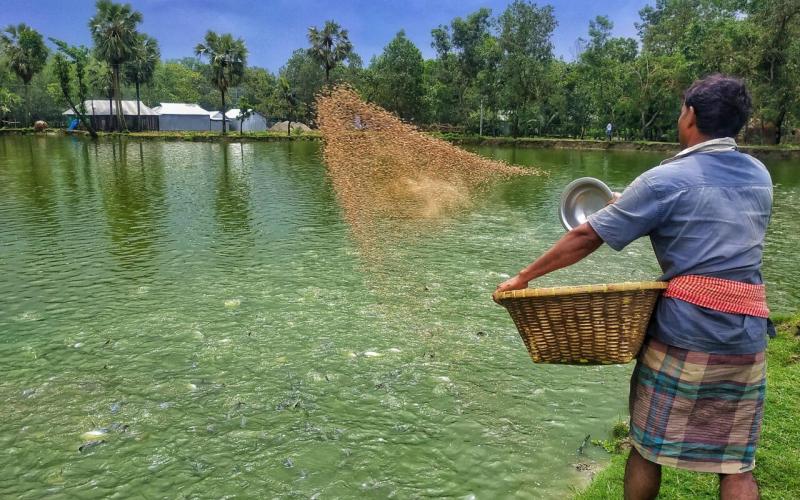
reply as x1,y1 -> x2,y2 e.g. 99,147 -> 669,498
0,136 -> 797,498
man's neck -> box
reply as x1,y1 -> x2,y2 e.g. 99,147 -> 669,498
681,134 -> 713,149
662,137 -> 737,165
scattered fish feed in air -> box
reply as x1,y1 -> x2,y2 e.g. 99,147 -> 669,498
316,86 -> 541,251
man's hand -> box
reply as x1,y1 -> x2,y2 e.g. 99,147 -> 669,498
495,274 -> 529,295
607,191 -> 622,205
492,223 -> 604,304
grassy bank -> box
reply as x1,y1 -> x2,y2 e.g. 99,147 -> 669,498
442,134 -> 800,160
576,314 -> 800,499
3,128 -> 800,159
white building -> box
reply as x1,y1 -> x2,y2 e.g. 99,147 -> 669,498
153,103 -> 212,131
209,111 -> 224,132
225,108 -> 268,132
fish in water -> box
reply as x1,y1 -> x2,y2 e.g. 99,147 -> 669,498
81,423 -> 128,441
81,429 -> 108,440
79,440 -> 106,453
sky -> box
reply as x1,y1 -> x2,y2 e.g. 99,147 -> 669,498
2,0 -> 652,72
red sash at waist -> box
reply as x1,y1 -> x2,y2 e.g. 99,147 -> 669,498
664,275 -> 770,318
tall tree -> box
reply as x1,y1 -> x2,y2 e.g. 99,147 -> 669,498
123,34 -> 159,131
195,31 -> 248,135
745,0 -> 800,144
275,77 -> 299,136
0,23 -> 49,126
235,98 -> 253,136
636,0 -> 744,78
369,30 -> 425,121
628,52 -> 688,139
88,0 -> 143,131
241,67 -> 277,118
50,39 -> 98,137
307,20 -> 353,84
88,58 -> 114,117
279,49 -> 324,123
635,0 -> 800,143
0,75 -> 21,124
497,1 -> 557,136
150,61 -> 206,107
576,16 -> 638,137
429,8 -> 495,126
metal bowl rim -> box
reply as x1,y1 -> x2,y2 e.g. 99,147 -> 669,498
558,177 -> 613,231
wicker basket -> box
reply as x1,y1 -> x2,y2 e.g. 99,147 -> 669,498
494,282 -> 668,365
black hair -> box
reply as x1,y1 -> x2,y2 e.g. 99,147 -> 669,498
683,74 -> 752,138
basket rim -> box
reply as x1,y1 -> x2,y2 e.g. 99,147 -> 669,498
494,280 -> 668,301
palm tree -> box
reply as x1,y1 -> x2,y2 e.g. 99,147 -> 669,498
88,0 -> 142,131
195,31 -> 247,135
0,24 -> 48,126
123,34 -> 159,131
307,21 -> 353,84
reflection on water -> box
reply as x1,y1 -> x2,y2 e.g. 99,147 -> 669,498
0,136 -> 797,498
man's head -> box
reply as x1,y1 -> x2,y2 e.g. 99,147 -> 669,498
678,74 -> 752,148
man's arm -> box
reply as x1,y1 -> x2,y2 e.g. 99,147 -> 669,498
494,222 -> 604,294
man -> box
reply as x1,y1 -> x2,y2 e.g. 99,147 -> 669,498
496,74 -> 772,500
606,122 -> 613,141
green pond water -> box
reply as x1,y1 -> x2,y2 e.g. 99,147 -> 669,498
0,136 -> 798,498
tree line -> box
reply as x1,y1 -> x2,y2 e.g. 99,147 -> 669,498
1,0 -> 798,143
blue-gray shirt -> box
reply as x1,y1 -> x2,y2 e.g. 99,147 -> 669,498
587,146 -> 773,354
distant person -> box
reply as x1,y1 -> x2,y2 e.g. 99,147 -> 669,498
606,122 -> 613,141
354,114 -> 365,130
497,74 -> 770,500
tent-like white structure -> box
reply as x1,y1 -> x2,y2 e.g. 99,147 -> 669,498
225,108 -> 268,132
153,103 -> 211,131
63,99 -> 159,131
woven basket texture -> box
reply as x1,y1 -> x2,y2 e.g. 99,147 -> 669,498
495,282 -> 668,365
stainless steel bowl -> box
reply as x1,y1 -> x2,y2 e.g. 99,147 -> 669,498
559,177 -> 613,231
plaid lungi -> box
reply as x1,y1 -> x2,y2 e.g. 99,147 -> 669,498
629,338 -> 766,474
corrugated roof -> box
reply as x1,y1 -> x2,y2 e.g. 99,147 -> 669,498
153,103 -> 210,116
63,100 -> 158,116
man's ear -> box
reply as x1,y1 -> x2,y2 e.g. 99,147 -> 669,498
686,105 -> 697,129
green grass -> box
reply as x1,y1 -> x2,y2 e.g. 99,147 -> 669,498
5,128 -> 800,159
575,314 -> 800,499
440,134 -> 800,152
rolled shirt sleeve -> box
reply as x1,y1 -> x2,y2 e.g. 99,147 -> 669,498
587,176 -> 663,251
